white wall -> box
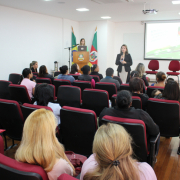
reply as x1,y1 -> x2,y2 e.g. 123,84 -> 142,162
0,6 -> 63,80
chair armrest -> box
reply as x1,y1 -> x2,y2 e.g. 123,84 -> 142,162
149,133 -> 160,144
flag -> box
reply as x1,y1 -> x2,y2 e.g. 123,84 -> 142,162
89,27 -> 98,65
72,27 -> 77,62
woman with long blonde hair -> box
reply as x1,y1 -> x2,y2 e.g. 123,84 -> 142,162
80,123 -> 157,180
15,109 -> 75,180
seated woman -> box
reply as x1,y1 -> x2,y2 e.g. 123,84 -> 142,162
20,68 -> 36,99
39,65 -> 54,83
78,65 -> 95,88
15,109 -> 75,180
80,123 -> 157,180
70,63 -> 81,75
135,63 -> 149,86
90,64 -> 103,80
30,61 -> 38,73
151,72 -> 166,87
34,83 -> 61,125
129,77 -> 149,111
153,81 -> 179,101
99,90 -> 159,138
58,65 -> 75,83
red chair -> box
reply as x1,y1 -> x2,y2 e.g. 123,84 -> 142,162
21,103 -> 53,121
9,73 -> 21,84
8,84 -> 32,104
32,72 -> 38,76
68,74 -> 79,80
101,115 -> 159,167
166,60 -> 180,84
60,106 -> 97,157
54,71 -> 61,77
36,77 -> 52,84
113,76 -> 122,85
0,80 -> 12,100
89,75 -> 100,83
57,85 -> 81,108
53,79 -> 71,97
48,84 -> 57,101
0,130 -> 5,154
58,174 -> 78,180
145,60 -> 159,76
82,89 -> 109,116
120,84 -> 131,91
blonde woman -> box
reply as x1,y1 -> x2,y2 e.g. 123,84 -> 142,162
15,109 -> 75,180
135,63 -> 149,86
79,38 -> 88,51
80,123 -> 157,180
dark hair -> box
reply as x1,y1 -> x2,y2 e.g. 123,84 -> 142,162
34,84 -> 54,106
70,64 -> 78,74
151,89 -> 159,98
39,65 -> 47,77
156,71 -> 166,82
91,65 -> 98,72
130,71 -> 139,78
116,90 -> 132,109
60,65 -> 68,75
19,68 -> 32,84
81,65 -> 90,75
106,68 -> 114,76
129,77 -> 143,92
166,78 -> 174,84
162,81 -> 179,101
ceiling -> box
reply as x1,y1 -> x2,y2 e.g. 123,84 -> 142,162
0,0 -> 180,22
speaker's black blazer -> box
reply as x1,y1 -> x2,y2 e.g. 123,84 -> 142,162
115,53 -> 133,72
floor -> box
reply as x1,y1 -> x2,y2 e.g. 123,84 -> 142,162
2,136 -> 180,180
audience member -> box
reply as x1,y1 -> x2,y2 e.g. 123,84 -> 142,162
151,72 -> 166,87
99,90 -> 159,140
130,70 -> 139,78
39,65 -> 54,83
129,77 -> 149,110
80,123 -> 157,180
30,61 -> 38,73
100,68 -> 120,90
166,78 -> 174,84
15,109 -> 75,180
135,63 -> 149,86
58,65 -> 75,83
20,68 -> 36,99
78,65 -> 95,88
33,83 -> 61,125
70,63 -> 81,75
90,64 -> 103,80
153,81 -> 179,101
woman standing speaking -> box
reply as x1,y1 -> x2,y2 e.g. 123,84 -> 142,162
115,44 -> 133,83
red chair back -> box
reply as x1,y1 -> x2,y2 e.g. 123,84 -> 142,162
36,78 -> 52,84
89,75 -> 100,83
58,174 -> 78,180
9,73 -> 21,84
0,80 -> 12,100
148,60 -> 159,71
169,60 -> 180,72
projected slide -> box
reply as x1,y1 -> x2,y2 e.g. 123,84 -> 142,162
144,22 -> 180,60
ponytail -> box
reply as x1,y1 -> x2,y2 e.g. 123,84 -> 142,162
91,65 -> 97,72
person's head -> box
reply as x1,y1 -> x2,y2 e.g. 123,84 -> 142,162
166,78 -> 174,84
81,65 -> 90,75
120,44 -> 128,55
34,84 -> 54,106
135,63 -> 145,78
130,70 -> 139,79
151,89 -> 161,98
84,123 -> 139,180
91,64 -> 99,73
80,38 -> 85,46
22,68 -> 33,79
60,65 -> 68,75
15,109 -> 75,174
156,71 -> 166,83
106,68 -> 114,77
116,90 -> 132,109
129,77 -> 144,93
32,61 -> 38,70
39,65 -> 47,77
70,64 -> 79,74
162,81 -> 179,101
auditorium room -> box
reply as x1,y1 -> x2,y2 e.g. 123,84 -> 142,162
1,0 -> 180,179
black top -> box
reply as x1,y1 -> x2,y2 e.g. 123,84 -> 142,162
78,74 -> 92,82
90,72 -> 103,80
99,106 -> 159,138
31,67 -> 37,73
132,92 -> 149,111
142,75 -> 149,86
115,53 -> 133,72
39,74 -> 54,83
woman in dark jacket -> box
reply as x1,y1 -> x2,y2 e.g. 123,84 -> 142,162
115,44 -> 133,83
38,65 -> 54,83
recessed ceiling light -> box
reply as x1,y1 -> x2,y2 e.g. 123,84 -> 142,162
179,12 -> 180,14
101,16 -> 111,19
76,8 -> 89,11
172,1 -> 180,4
44,0 -> 52,1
